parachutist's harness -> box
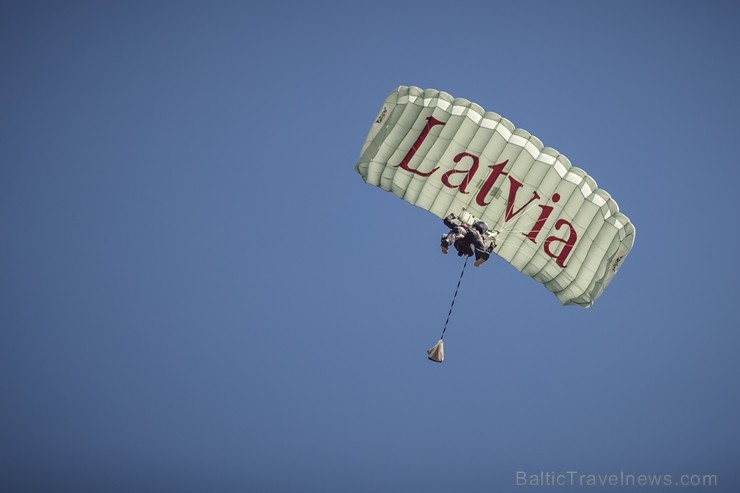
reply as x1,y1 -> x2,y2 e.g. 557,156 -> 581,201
457,223 -> 497,256
444,212 -> 498,263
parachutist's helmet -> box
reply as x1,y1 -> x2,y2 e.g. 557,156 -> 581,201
473,221 -> 489,234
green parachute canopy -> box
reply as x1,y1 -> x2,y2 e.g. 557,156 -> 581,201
355,86 -> 635,307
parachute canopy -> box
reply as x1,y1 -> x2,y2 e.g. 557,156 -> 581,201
355,86 -> 635,307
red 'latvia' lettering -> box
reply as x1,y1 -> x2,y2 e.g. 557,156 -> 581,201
441,152 -> 478,194
392,115 -> 579,268
475,160 -> 508,207
544,219 -> 577,268
525,194 -> 560,243
504,177 -> 540,221
394,116 -> 445,176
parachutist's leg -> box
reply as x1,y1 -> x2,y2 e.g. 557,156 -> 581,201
441,234 -> 451,254
441,227 -> 464,255
474,251 -> 490,267
442,214 -> 457,230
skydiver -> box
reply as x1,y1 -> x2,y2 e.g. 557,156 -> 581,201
440,213 -> 495,267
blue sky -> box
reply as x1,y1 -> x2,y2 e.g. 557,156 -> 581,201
2,1 -> 739,492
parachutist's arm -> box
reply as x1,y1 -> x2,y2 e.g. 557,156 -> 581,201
487,239 -> 496,253
443,213 -> 458,230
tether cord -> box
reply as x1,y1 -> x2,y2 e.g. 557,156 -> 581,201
440,256 -> 468,340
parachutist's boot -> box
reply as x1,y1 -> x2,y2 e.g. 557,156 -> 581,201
440,237 -> 450,254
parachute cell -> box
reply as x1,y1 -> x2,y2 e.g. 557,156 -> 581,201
355,86 -> 635,307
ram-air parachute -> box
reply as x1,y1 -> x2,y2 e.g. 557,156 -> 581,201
356,86 -> 635,307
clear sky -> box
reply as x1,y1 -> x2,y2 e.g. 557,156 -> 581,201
2,1 -> 739,492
